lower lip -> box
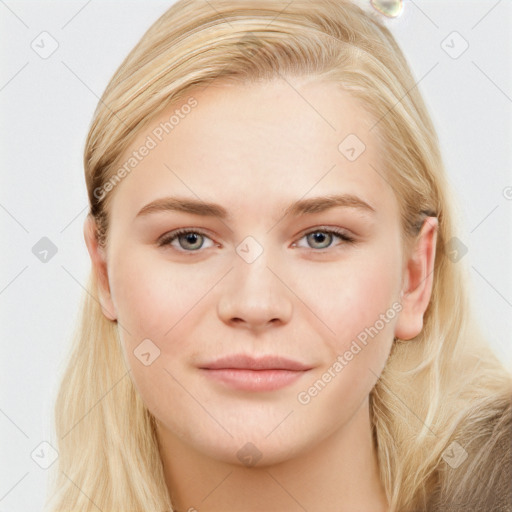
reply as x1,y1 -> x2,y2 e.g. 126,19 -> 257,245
200,368 -> 309,392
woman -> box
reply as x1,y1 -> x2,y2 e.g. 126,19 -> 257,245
46,1 -> 512,511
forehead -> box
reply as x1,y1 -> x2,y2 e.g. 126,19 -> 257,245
109,77 -> 396,221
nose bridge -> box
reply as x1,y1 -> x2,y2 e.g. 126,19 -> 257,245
217,237 -> 293,328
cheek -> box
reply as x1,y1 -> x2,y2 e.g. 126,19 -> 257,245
338,261 -> 399,338
108,249 -> 226,401
109,249 -> 218,339
304,244 -> 402,396
109,254 -> 207,421
293,256 -> 400,422
301,248 -> 401,343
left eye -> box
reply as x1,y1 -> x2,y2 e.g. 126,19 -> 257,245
295,228 -> 355,250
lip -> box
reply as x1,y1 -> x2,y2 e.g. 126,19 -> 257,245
198,354 -> 312,392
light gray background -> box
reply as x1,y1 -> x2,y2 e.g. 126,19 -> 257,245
1,1 -> 511,510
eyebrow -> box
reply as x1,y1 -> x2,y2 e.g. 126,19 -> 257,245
135,194 -> 376,220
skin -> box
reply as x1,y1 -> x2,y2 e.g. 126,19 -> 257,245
84,77 -> 437,511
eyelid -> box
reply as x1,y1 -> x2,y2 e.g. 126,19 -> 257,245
296,225 -> 354,238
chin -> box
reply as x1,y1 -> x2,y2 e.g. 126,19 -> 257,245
204,429 -> 316,468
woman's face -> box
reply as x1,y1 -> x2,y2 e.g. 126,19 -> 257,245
89,77 -> 419,465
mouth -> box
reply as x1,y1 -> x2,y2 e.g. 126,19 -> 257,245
198,354 -> 313,392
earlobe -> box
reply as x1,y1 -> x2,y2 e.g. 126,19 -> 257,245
83,214 -> 117,321
394,217 -> 438,341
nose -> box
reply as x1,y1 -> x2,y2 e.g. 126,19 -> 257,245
217,248 -> 293,331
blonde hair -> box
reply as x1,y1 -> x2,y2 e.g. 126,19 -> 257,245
46,1 -> 512,511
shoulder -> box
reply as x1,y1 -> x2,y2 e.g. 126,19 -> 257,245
427,395 -> 512,512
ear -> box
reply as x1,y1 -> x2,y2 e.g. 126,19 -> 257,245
394,217 -> 438,341
83,214 -> 117,321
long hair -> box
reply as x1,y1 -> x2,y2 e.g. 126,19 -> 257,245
46,1 -> 512,510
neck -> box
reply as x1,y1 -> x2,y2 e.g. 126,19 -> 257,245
157,397 -> 388,512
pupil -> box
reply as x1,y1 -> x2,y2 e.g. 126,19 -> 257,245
182,233 -> 201,249
309,231 -> 331,248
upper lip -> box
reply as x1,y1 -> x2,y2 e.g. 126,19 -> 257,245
199,354 -> 312,371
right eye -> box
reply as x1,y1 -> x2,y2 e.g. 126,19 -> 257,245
158,229 -> 216,252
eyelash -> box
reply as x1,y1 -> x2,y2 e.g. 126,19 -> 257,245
157,227 -> 356,253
